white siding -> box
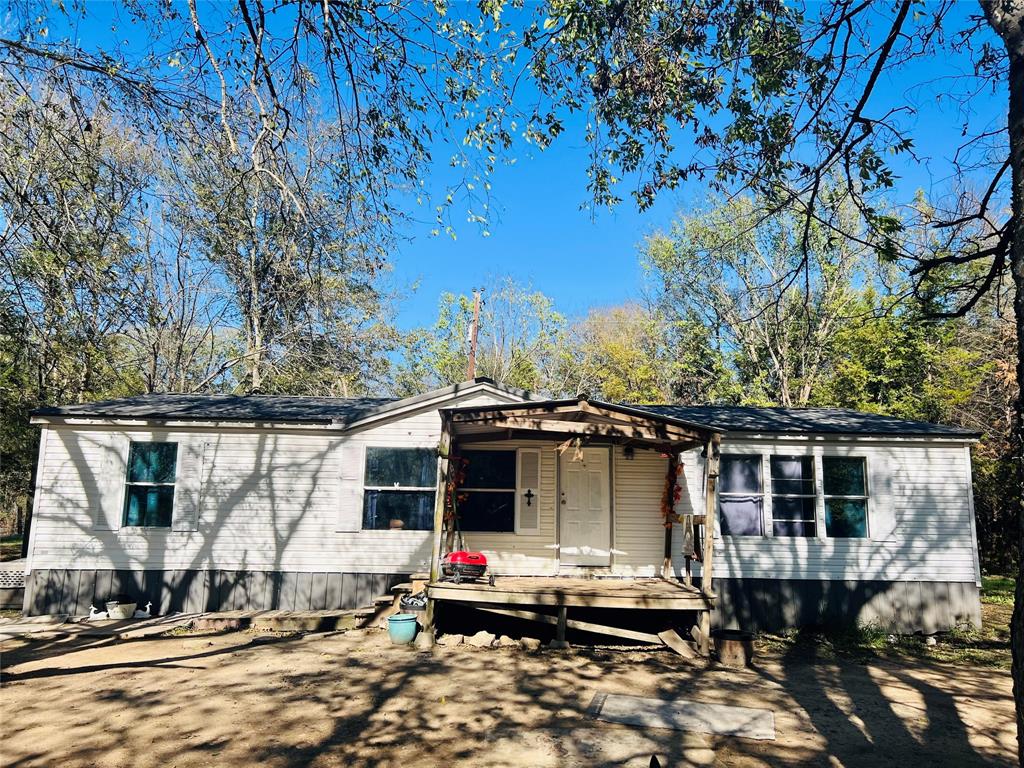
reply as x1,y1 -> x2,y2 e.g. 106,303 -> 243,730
668,439 -> 979,583
29,402 -> 979,586
28,392 -> 514,574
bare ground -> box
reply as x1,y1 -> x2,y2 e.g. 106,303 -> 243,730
0,626 -> 1015,768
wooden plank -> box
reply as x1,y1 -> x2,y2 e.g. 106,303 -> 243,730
463,604 -> 663,644
698,610 -> 711,657
702,435 -> 720,598
556,606 -> 567,642
425,413 -> 452,632
658,629 -> 699,659
428,584 -> 711,611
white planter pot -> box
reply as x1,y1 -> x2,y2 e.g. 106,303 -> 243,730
105,602 -> 137,620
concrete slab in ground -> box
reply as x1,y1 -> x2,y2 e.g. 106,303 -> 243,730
483,726 -> 715,767
588,692 -> 776,741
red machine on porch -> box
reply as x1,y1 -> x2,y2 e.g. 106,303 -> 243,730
441,550 -> 488,583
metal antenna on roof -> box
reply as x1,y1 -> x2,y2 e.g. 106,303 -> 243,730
466,288 -> 482,380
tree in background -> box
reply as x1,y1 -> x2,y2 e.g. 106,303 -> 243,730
558,303 -> 673,402
400,278 -> 568,394
644,196 -> 871,407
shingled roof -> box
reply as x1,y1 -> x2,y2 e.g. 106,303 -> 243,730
31,393 -> 396,425
30,383 -> 978,438
637,405 -> 979,438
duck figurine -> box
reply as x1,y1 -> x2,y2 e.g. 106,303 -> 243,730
87,606 -> 108,621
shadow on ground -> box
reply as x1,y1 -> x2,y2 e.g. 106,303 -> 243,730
0,627 -> 1016,768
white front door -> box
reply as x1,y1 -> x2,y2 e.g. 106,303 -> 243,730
559,447 -> 611,566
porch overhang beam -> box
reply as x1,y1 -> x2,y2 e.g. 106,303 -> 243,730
450,413 -> 708,445
452,428 -> 700,452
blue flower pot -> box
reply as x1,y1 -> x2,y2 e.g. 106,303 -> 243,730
387,613 -> 419,645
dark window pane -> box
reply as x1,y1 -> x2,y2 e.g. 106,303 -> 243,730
459,490 -> 515,532
825,499 -> 867,538
127,442 -> 178,484
462,450 -> 516,489
719,497 -> 763,536
364,448 -> 436,487
720,456 -> 761,494
772,496 -> 815,521
124,486 -> 174,527
773,520 -> 816,537
823,458 -> 866,496
770,456 -> 814,495
362,490 -> 435,530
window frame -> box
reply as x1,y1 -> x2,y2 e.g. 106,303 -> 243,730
458,448 -> 518,534
716,453 -> 765,537
122,440 -> 178,529
714,450 -> 871,541
361,446 -> 438,532
768,455 -> 818,538
821,455 -> 871,539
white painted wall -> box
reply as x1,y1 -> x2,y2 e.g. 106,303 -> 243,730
28,398 -> 979,586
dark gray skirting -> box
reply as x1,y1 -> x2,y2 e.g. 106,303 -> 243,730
23,570 -> 981,633
22,568 -> 409,617
710,577 -> 981,634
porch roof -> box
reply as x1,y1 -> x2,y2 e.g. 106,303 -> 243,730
441,396 -> 721,450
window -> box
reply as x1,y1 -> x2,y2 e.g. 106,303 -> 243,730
123,442 -> 178,527
770,456 -> 816,537
823,457 -> 868,538
362,447 -> 436,531
459,450 -> 517,532
718,455 -> 763,536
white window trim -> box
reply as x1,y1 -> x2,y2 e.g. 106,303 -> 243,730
359,446 -> 438,531
717,448 -> 871,541
458,446 -> 521,534
717,453 -> 765,537
122,441 -> 178,529
768,454 -> 818,538
820,454 -> 871,539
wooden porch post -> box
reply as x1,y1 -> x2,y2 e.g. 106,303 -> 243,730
698,434 -> 720,657
701,434 -> 720,597
424,412 -> 453,633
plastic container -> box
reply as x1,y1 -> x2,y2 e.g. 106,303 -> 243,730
387,613 -> 419,645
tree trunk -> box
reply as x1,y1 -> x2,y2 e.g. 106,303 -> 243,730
981,0 -> 1024,760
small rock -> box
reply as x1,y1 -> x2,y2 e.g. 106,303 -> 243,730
521,637 -> 542,652
437,633 -> 463,647
497,634 -> 519,648
547,639 -> 570,650
467,630 -> 496,648
924,635 -> 937,646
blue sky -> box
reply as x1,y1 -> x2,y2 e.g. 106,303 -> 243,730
384,3 -> 1008,331
32,1 -> 1008,332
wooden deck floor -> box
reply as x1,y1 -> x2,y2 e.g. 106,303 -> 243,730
427,576 -> 713,610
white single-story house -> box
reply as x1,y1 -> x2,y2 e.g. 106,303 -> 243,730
23,377 -> 982,640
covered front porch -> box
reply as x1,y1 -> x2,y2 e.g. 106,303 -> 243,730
423,396 -> 723,656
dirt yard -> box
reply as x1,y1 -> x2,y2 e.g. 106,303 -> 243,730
0,625 -> 1015,768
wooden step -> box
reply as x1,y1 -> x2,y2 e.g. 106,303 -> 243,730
410,572 -> 430,581
373,595 -> 396,606
390,582 -> 414,594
